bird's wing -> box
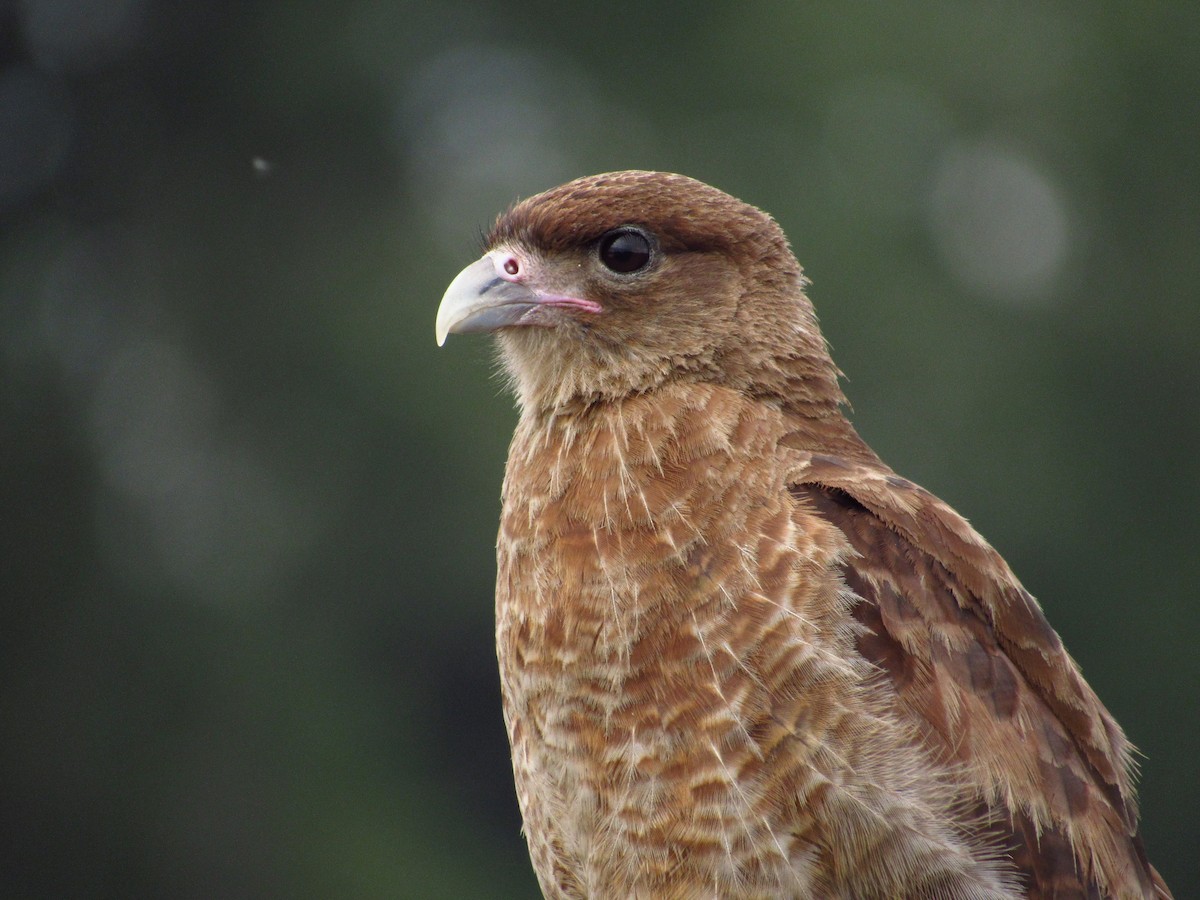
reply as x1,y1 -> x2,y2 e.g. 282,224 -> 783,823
789,452 -> 1169,899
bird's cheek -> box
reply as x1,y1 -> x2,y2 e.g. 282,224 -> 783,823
518,304 -> 564,331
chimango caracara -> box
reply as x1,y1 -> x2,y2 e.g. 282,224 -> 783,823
435,171 -> 1169,899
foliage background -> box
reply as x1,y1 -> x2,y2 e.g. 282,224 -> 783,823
2,2 -> 1196,896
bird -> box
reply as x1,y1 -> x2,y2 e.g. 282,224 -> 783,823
434,171 -> 1170,898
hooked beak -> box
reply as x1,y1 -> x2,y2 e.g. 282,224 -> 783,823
435,252 -> 601,346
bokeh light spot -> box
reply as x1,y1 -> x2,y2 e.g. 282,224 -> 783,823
927,141 -> 1071,306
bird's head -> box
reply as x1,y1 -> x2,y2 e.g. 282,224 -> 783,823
436,171 -> 845,416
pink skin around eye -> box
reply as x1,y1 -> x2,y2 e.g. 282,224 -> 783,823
489,251 -> 603,314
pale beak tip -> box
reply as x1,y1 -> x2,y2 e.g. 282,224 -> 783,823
435,255 -> 495,347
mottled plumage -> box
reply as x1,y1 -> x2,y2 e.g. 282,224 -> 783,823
436,171 -> 1169,898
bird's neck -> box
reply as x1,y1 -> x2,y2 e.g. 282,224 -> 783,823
497,382 -> 875,640
500,383 -> 779,632
775,400 -> 882,464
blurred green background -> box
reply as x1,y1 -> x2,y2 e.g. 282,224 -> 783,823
2,2 -> 1196,896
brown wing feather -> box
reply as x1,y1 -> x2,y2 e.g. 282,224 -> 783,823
789,452 -> 1170,898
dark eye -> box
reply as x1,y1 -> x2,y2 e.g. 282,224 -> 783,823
598,228 -> 653,274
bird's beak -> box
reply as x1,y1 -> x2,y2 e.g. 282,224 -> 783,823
436,252 -> 602,346
435,255 -> 538,346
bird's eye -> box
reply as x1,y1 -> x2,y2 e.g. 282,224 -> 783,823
598,228 -> 653,274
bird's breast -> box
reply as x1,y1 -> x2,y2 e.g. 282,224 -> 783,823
492,385 -> 857,895
496,384 -> 801,684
